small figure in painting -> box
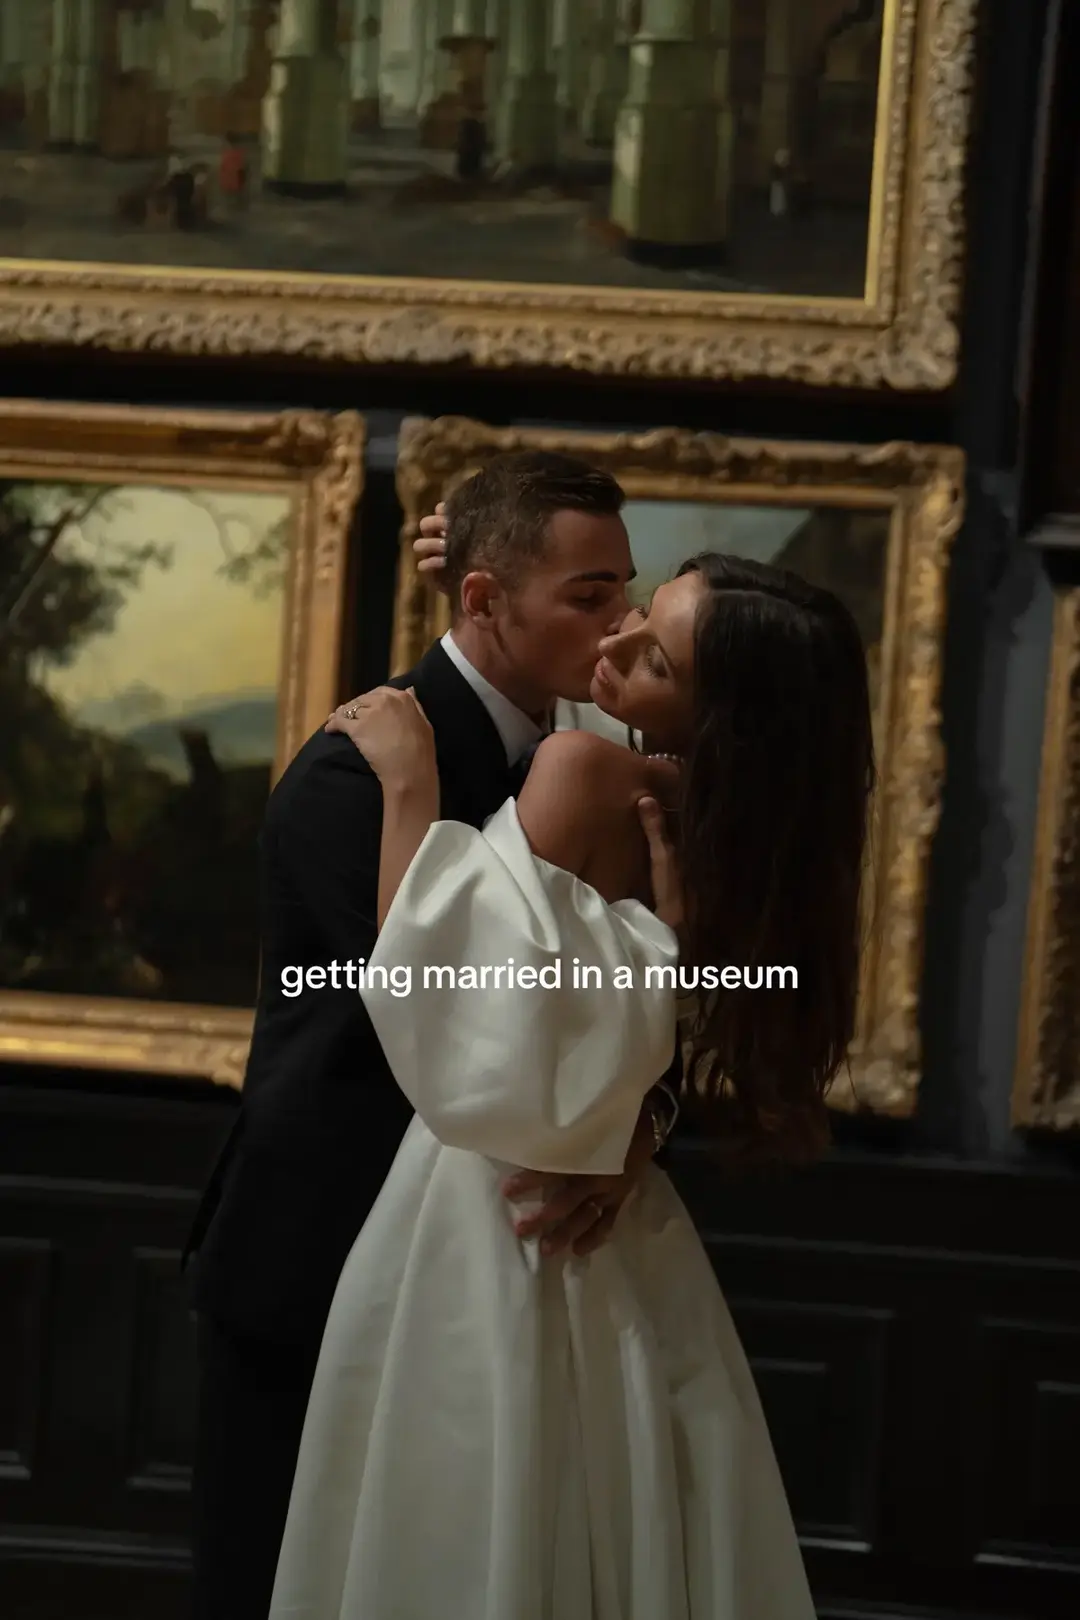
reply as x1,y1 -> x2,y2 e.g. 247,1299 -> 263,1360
219,133 -> 249,212
456,115 -> 486,183
770,148 -> 791,218
165,151 -> 197,228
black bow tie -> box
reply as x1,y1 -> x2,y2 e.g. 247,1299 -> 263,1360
509,740 -> 541,796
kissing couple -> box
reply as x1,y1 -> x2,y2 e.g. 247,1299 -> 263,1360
185,451 -> 875,1619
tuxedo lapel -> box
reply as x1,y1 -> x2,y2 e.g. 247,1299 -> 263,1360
507,739 -> 541,797
398,641 -> 513,827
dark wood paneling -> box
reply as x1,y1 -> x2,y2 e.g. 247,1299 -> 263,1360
733,1299 -> 892,1549
675,1147 -> 1080,1620
0,1078 -> 219,1619
125,1249 -> 198,1500
1,1079 -> 1078,1620
0,1238 -> 51,1486
972,1315 -> 1080,1569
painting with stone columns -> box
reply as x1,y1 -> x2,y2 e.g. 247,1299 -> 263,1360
0,0 -> 977,388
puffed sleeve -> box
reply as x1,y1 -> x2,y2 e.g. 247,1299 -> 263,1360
358,801 -> 679,1175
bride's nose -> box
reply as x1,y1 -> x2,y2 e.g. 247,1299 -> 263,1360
600,608 -> 641,654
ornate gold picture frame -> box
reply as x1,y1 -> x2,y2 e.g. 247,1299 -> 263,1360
393,415 -> 964,1114
0,0 -> 975,390
1014,586 -> 1080,1131
0,401 -> 363,1086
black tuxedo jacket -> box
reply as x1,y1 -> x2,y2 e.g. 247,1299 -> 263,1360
186,640 -> 680,1348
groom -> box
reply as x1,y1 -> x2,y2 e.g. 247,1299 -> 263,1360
185,450 -> 680,1620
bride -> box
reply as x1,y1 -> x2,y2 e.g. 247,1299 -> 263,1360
268,551 -> 875,1619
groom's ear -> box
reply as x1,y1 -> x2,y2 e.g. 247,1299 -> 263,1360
460,569 -> 501,623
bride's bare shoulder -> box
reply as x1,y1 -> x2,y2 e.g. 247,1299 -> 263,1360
530,731 -> 648,795
537,729 -> 663,790
533,730 -> 631,770
520,732 -> 662,896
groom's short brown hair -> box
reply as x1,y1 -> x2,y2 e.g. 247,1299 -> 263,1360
442,451 -> 625,611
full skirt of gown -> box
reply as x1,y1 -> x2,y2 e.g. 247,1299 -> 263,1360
268,801 -> 816,1620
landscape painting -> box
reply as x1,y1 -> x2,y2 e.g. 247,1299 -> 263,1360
625,498 -> 887,719
0,479 -> 290,1011
0,0 -> 887,300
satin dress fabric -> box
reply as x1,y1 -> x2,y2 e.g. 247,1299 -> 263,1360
269,802 -> 815,1620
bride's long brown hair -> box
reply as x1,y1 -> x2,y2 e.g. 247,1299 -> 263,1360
670,553 -> 876,1166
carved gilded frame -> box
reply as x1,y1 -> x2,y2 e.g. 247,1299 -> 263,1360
0,401 -> 364,1087
1013,586 -> 1080,1130
393,417 -> 963,1115
0,0 -> 975,390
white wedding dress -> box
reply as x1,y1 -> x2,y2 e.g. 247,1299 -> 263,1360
269,801 -> 816,1620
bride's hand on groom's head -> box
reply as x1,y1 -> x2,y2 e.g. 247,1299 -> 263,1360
414,503 -> 449,591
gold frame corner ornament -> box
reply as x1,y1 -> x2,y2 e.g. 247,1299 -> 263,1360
393,416 -> 965,1116
1013,586 -> 1080,1132
0,401 -> 365,1088
0,0 -> 976,389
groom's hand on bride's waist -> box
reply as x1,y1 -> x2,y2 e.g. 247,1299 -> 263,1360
502,1105 -> 657,1258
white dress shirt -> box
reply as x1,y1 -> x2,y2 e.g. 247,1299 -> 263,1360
440,631 -> 546,764
440,631 -> 639,762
